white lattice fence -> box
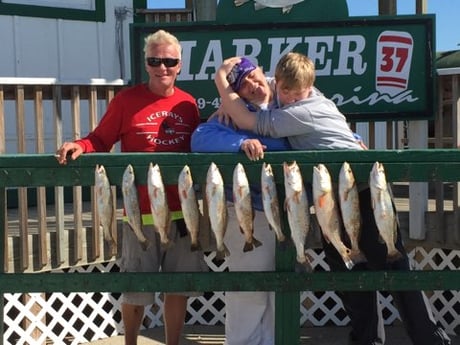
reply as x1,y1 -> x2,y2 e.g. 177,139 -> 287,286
3,248 -> 460,345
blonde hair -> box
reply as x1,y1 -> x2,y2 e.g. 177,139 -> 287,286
143,29 -> 181,59
275,52 -> 315,91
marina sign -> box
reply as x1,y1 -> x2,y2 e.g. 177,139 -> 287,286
131,15 -> 435,121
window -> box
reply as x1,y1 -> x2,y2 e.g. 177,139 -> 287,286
0,0 -> 105,21
147,0 -> 185,9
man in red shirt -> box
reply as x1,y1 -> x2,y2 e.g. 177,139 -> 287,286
56,29 -> 207,345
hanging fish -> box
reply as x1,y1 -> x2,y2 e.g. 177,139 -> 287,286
338,162 -> 366,264
233,163 -> 262,252
261,162 -> 285,242
369,161 -> 403,262
147,163 -> 172,250
94,164 -> 116,254
313,164 -> 355,270
178,165 -> 201,251
122,164 -> 150,251
206,162 -> 229,260
283,161 -> 312,272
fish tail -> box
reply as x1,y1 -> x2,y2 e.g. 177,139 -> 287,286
140,239 -> 151,251
349,250 -> 367,265
160,238 -> 174,251
274,229 -> 286,242
295,254 -> 313,273
387,248 -> 404,262
253,237 -> 263,248
243,241 -> 254,252
190,240 -> 202,252
216,243 -> 230,260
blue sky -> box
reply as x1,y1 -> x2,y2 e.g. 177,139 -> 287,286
147,0 -> 459,52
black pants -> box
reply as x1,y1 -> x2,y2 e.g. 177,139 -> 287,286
322,187 -> 450,345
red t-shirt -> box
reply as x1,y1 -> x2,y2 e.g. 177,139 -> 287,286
75,83 -> 200,214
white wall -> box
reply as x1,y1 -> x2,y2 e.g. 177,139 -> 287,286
0,0 -> 132,82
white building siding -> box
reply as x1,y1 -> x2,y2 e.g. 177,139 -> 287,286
0,0 -> 132,82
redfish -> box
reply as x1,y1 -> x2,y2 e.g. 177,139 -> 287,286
313,164 -> 354,270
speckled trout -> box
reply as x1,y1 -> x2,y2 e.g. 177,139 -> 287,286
178,165 -> 201,251
261,162 -> 285,242
233,163 -> 262,252
283,161 -> 312,272
338,162 -> 366,264
206,162 -> 229,260
147,163 -> 172,250
122,164 -> 150,250
94,164 -> 116,254
369,161 -> 403,262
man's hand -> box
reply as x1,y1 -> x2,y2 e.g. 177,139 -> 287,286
241,138 -> 266,161
55,142 -> 83,165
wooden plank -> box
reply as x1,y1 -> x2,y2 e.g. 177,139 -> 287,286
15,86 -> 29,271
34,86 -> 48,268
88,86 -> 100,261
71,86 -> 83,264
53,85 -> 66,266
0,87 -> 7,273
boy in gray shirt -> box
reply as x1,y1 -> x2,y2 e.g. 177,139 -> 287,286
214,52 -> 450,345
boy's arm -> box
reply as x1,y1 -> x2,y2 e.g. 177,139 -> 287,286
215,59 -> 257,130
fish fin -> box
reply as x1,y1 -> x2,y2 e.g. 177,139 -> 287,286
181,189 -> 188,200
238,226 -> 245,235
253,237 -> 263,248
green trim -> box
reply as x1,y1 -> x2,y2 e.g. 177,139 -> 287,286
132,0 -> 147,23
0,0 -> 105,22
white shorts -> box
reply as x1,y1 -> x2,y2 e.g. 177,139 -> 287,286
224,205 -> 276,345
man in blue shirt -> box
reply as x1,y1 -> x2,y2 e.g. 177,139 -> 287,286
191,57 -> 289,345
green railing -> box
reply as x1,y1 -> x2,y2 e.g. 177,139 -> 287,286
1,150 -> 460,344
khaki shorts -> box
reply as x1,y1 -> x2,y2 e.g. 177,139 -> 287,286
118,219 -> 208,306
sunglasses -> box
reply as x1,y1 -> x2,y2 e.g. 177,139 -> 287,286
146,57 -> 180,68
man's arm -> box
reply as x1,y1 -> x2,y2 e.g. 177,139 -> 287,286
214,58 -> 257,130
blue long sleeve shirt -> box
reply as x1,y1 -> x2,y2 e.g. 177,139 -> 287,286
191,116 -> 291,210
